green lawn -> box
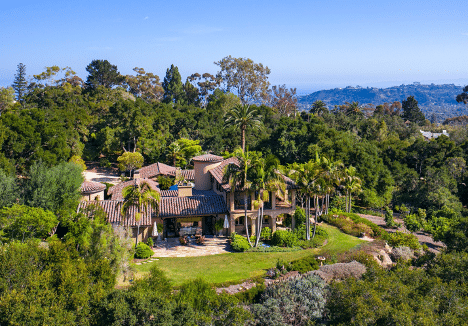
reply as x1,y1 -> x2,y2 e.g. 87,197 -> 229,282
131,224 -> 365,286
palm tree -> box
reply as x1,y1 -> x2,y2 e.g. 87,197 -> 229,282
251,154 -> 285,247
310,100 -> 328,117
121,180 -> 161,247
223,148 -> 256,246
224,104 -> 262,151
288,159 -> 325,240
321,157 -> 344,215
343,166 -> 362,213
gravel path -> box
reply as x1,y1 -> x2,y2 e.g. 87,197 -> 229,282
358,213 -> 445,253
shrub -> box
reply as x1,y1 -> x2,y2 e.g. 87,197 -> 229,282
214,218 -> 224,232
287,256 -> 320,273
179,235 -> 188,245
385,207 -> 396,228
322,211 -> 389,240
294,225 -> 329,248
385,231 -> 421,250
230,233 -> 251,252
293,207 -> 306,226
404,213 -> 422,232
134,242 -> 153,259
247,246 -> 302,253
157,175 -> 173,190
271,230 -> 298,247
391,246 -> 414,261
146,237 -> 154,247
260,227 -> 272,240
157,223 -> 163,233
251,274 -> 327,325
330,196 -> 347,212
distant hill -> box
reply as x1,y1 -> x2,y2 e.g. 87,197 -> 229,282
298,83 -> 468,122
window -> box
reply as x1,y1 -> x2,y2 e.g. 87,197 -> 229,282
235,216 -> 245,225
234,192 -> 251,210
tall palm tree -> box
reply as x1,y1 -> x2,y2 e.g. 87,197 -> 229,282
224,104 -> 262,151
121,180 -> 161,247
343,166 -> 362,213
223,148 -> 255,246
288,158 -> 325,240
310,100 -> 328,117
251,154 -> 285,247
321,157 -> 344,215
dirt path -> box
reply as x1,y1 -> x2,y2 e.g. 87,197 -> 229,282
358,213 -> 445,253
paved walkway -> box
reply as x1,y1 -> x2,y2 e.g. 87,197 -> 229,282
150,236 -> 233,258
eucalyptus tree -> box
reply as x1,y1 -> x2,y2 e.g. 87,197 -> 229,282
223,148 -> 256,246
121,180 -> 160,247
215,55 -> 271,105
224,104 -> 262,151
251,154 -> 285,247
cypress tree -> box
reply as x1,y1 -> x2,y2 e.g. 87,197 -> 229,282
12,63 -> 28,103
162,64 -> 185,104
402,96 -> 425,125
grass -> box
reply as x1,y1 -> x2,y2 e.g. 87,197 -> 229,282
131,223 -> 365,286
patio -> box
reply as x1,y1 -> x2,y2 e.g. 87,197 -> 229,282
149,236 -> 233,258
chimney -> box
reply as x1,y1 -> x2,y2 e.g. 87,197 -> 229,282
134,171 -> 141,180
178,182 -> 193,197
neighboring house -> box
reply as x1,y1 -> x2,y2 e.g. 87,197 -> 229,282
420,130 -> 449,140
77,154 -> 298,242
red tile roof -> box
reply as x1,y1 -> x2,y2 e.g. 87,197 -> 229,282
77,191 -> 227,225
181,169 -> 194,180
80,181 -> 106,194
208,157 -> 299,191
77,200 -> 155,226
136,162 -> 176,179
192,154 -> 224,162
208,157 -> 239,191
107,178 -> 160,200
160,194 -> 227,218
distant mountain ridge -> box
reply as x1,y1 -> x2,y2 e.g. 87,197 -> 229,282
298,83 -> 468,121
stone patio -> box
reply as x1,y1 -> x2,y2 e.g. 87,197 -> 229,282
150,236 -> 233,258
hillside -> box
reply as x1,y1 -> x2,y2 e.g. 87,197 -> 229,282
298,83 -> 468,122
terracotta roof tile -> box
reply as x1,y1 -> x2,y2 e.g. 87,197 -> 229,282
136,162 -> 176,179
80,181 -> 106,194
181,169 -> 194,180
78,190 -> 228,225
160,194 -> 227,218
192,154 -> 224,162
208,157 -> 299,191
77,200 -> 155,226
107,178 -> 160,200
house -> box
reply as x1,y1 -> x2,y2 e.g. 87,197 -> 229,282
78,154 -> 298,242
420,130 -> 449,140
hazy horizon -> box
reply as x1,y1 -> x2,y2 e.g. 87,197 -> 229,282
2,1 -> 467,96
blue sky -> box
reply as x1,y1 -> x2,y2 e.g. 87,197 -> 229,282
1,0 -> 467,94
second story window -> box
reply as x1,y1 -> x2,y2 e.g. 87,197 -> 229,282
234,192 -> 251,210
